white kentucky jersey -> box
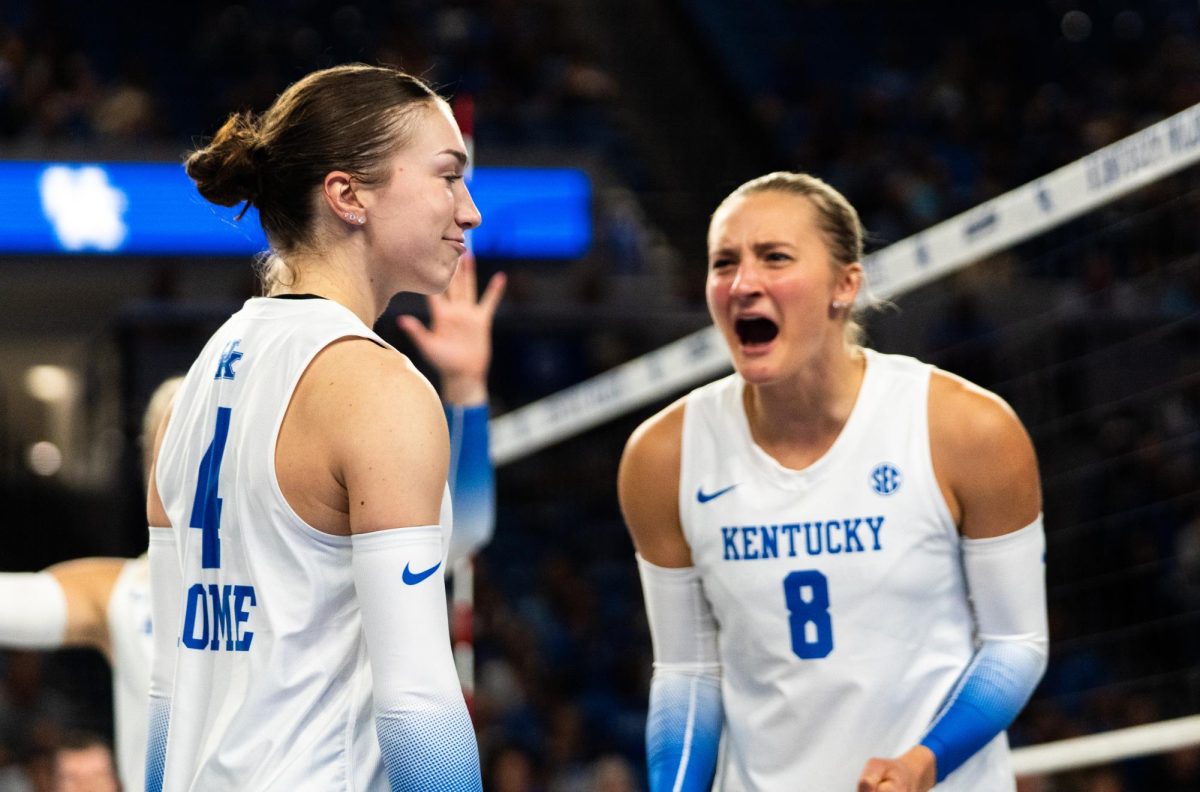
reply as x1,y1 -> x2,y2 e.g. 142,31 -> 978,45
679,349 -> 1013,791
108,555 -> 152,792
154,297 -> 453,791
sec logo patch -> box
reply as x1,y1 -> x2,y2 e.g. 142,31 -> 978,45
870,463 -> 902,496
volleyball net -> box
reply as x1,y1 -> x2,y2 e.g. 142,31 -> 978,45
485,101 -> 1200,780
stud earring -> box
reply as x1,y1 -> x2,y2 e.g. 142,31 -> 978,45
345,212 -> 365,225
831,299 -> 847,310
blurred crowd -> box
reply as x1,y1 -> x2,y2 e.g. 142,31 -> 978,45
0,0 -> 621,161
2,1 -> 1200,790
682,0 -> 1200,248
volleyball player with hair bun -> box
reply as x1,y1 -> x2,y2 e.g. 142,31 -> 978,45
146,64 -> 484,790
620,172 -> 1049,791
0,260 -> 500,792
0,259 -> 498,792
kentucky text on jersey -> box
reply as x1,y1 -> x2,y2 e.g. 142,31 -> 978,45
721,516 -> 885,561
181,583 -> 257,651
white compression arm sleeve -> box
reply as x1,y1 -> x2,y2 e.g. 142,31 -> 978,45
352,525 -> 482,791
0,572 -> 68,647
920,515 -> 1049,781
637,555 -> 721,671
963,516 -> 1050,648
637,554 -> 723,792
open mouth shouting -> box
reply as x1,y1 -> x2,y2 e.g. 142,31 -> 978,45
734,316 -> 779,353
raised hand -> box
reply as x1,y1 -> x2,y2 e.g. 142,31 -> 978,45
397,255 -> 506,405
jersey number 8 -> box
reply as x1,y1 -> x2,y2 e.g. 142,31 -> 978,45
783,570 -> 833,659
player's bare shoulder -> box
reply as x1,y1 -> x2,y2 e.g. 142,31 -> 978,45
280,336 -> 448,520
928,369 -> 1034,468
928,368 -> 1041,537
297,337 -> 443,439
311,335 -> 436,400
623,395 -> 686,463
618,396 -> 690,566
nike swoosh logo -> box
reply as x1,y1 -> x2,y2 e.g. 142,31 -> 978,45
402,561 -> 442,585
697,484 -> 738,503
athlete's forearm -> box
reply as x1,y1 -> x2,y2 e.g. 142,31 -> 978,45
919,516 -> 1049,781
444,401 -> 494,564
638,555 -> 724,792
353,526 -> 482,791
647,671 -> 723,792
440,373 -> 488,406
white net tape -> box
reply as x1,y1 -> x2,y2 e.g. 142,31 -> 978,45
1011,714 -> 1200,776
490,101 -> 1200,466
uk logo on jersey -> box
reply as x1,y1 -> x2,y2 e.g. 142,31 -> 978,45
215,339 -> 243,380
870,463 -> 902,496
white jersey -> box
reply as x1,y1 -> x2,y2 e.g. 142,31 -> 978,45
154,296 -> 452,791
107,555 -> 153,792
679,349 -> 1013,791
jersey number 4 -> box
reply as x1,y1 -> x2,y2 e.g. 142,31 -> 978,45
783,570 -> 833,659
189,407 -> 231,569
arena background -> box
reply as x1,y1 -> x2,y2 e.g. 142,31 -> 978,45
1,1 -> 1199,790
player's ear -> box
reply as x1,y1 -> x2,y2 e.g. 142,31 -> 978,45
833,262 -> 862,307
322,171 -> 366,226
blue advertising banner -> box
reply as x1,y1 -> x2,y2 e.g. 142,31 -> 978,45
0,162 -> 590,259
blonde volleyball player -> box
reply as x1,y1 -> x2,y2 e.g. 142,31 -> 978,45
0,255 -> 502,792
146,65 -> 484,790
619,172 -> 1048,791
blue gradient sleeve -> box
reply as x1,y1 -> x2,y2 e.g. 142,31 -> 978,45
145,696 -> 170,792
444,403 -> 494,564
919,641 -> 1046,781
646,672 -> 723,792
353,527 -> 483,791
376,696 -> 483,791
145,527 -> 179,792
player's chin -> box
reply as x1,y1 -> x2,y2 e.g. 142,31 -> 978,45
440,255 -> 463,285
414,255 -> 461,295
